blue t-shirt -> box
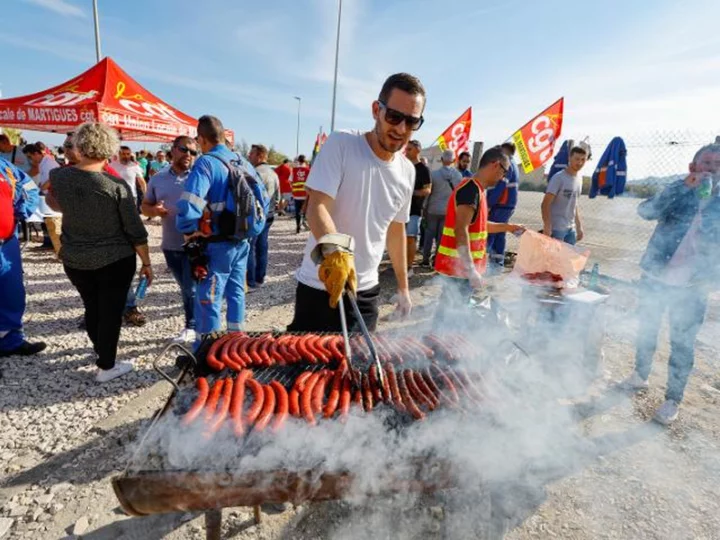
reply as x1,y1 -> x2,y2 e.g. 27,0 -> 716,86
145,167 -> 189,251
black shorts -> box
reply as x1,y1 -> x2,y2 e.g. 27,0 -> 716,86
287,282 -> 380,333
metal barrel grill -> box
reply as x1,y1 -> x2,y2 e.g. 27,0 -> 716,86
112,332 -> 505,539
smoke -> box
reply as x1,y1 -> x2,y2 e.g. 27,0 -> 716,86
123,265 -> 720,538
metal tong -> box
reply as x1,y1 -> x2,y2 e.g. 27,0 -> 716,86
337,285 -> 385,392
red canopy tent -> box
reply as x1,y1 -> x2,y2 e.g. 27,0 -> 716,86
0,57 -> 233,144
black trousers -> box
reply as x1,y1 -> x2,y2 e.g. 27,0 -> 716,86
64,255 -> 136,370
287,282 -> 380,333
294,198 -> 305,232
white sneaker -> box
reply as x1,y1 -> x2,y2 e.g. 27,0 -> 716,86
621,371 -> 649,392
96,361 -> 133,383
653,399 -> 679,425
173,329 -> 197,344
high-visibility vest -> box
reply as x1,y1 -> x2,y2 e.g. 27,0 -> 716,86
434,178 -> 488,278
291,166 -> 309,199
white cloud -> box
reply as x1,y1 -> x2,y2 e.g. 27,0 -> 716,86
23,0 -> 85,18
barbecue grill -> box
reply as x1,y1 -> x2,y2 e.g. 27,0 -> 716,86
112,333 -> 488,540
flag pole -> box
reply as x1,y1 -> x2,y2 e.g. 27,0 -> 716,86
330,0 -> 342,132
92,0 -> 102,62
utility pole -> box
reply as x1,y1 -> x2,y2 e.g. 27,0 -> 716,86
329,0 -> 342,132
92,0 -> 102,62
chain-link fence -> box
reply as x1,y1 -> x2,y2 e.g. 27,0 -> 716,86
506,130 -> 720,283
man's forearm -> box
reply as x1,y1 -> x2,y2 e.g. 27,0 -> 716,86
134,243 -> 151,266
387,221 -> 408,291
455,230 -> 474,274
541,203 -> 552,232
306,193 -> 337,240
575,208 -> 583,231
487,222 -> 512,234
141,203 -> 157,217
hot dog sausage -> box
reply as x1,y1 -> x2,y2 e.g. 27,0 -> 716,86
430,365 -> 460,404
412,370 -> 438,410
361,373 -> 374,413
323,368 -> 343,419
206,378 -> 234,436
312,370 -> 332,415
231,370 -> 252,436
245,379 -> 265,424
253,384 -> 276,432
398,370 -> 424,420
385,364 -> 404,410
206,335 -> 230,372
270,381 -> 289,432
301,371 -> 321,425
181,377 -> 210,426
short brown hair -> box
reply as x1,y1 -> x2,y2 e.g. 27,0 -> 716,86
407,140 -> 422,149
570,146 -> 587,157
378,73 -> 426,105
251,144 -> 268,156
173,135 -> 195,148
479,145 -> 509,168
197,115 -> 225,145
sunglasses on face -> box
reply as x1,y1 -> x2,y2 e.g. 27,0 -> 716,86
378,101 -> 424,131
176,146 -> 198,156
497,161 -> 509,175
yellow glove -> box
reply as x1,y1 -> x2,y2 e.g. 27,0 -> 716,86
318,250 -> 357,308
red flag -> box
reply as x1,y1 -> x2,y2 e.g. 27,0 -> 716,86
511,98 -> 564,173
436,107 -> 472,156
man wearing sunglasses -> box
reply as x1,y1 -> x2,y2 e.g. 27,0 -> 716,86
434,146 -> 525,326
289,73 -> 425,332
142,136 -> 199,343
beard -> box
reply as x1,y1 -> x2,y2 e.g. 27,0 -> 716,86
375,126 -> 405,154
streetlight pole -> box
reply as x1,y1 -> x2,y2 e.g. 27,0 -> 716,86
330,0 -> 342,132
92,0 -> 102,62
294,96 -> 302,158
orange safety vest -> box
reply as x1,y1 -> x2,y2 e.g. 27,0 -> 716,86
434,178 -> 488,278
291,166 -> 309,199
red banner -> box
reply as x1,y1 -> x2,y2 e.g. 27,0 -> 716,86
436,107 -> 472,156
511,98 -> 564,173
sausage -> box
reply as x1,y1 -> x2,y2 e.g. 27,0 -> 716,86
361,373 -> 374,413
219,334 -> 236,368
204,378 -> 225,421
353,388 -> 364,411
398,370 -> 424,420
296,335 -> 315,363
247,337 -> 263,366
268,338 -> 285,365
308,335 -> 331,364
245,379 -> 265,424
385,364 -> 404,411
205,335 -> 230,371
372,335 -> 393,364
327,336 -> 345,362
230,370 -> 253,436
226,338 -> 246,370
253,384 -> 277,432
206,378 -> 234,436
257,334 -> 273,366
446,369 -> 480,406
405,336 -> 435,359
350,336 -> 369,362
312,370 -> 332,415
181,377 -> 210,426
456,367 -> 485,402
323,368 -> 344,419
430,365 -> 460,404
284,335 -> 301,362
404,370 -> 434,410
412,370 -> 438,410
424,334 -> 457,363
289,371 -> 313,417
301,371 -> 322,425
339,374 -> 352,420
270,381 -> 289,432
421,369 -> 450,407
236,335 -> 253,366
368,364 -> 383,403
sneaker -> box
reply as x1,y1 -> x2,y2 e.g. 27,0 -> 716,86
173,329 -> 197,344
407,269 -> 415,278
124,307 -> 147,327
653,399 -> 679,425
621,371 -> 649,392
0,340 -> 47,358
96,361 -> 133,382
419,261 -> 431,269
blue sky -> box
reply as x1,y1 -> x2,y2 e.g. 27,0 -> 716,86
2,0 -> 720,173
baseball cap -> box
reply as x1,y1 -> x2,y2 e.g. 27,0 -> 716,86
441,149 -> 455,162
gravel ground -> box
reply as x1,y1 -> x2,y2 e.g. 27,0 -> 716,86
1,214 -> 720,539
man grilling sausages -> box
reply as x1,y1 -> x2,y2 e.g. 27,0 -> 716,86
288,73 -> 424,332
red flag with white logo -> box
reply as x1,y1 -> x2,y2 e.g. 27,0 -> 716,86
511,98 -> 564,173
436,107 -> 472,156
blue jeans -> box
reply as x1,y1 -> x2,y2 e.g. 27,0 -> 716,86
634,276 -> 708,403
551,228 -> 577,245
422,214 -> 445,264
195,240 -> 249,334
247,217 -> 273,287
163,249 -> 196,330
487,206 -> 515,266
0,236 -> 27,351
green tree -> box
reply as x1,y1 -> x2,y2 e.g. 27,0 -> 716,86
233,139 -> 250,158
267,146 -> 289,165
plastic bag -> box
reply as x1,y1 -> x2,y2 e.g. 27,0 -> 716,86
511,230 -> 590,288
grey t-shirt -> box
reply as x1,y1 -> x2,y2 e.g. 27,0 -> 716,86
145,167 -> 189,251
546,169 -> 581,231
427,165 -> 462,216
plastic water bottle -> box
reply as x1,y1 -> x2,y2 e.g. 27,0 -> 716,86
698,174 -> 713,200
135,276 -> 149,301
589,263 -> 600,289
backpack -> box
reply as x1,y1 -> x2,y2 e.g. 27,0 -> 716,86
205,152 -> 270,241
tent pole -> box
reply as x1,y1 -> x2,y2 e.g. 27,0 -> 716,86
92,0 -> 102,62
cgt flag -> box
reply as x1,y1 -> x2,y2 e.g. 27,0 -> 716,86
511,98 -> 564,174
310,132 -> 328,164
436,107 -> 472,156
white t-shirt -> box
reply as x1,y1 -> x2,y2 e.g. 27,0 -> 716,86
110,160 -> 144,200
38,154 -> 59,191
295,130 -> 414,291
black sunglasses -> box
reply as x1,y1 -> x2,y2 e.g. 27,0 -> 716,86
498,161 -> 509,174
378,101 -> 424,131
176,145 -> 198,156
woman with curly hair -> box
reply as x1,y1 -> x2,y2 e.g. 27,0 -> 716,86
47,122 -> 152,382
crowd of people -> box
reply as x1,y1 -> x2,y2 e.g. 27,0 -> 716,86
1,72 -> 718,425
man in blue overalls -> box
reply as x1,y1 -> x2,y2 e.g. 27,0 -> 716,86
0,156 -> 46,358
486,142 -> 519,270
176,116 -> 254,338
